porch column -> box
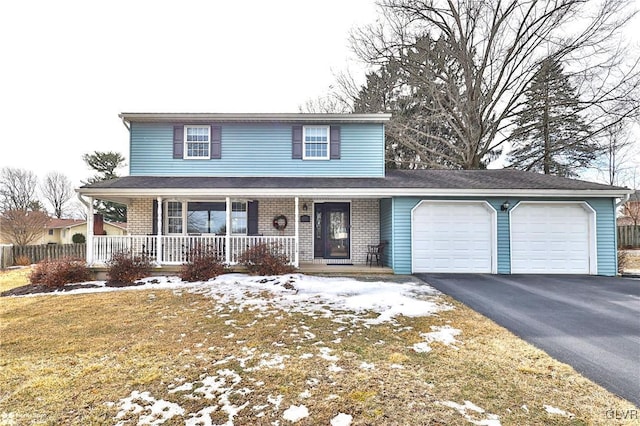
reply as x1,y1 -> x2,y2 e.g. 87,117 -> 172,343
225,197 -> 231,264
156,197 -> 163,264
294,196 -> 299,267
86,197 -> 94,265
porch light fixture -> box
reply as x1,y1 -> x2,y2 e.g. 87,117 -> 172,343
501,201 -> 510,211
302,203 -> 308,211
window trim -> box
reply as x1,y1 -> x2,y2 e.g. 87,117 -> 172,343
302,125 -> 330,160
183,125 -> 211,160
163,200 -> 248,236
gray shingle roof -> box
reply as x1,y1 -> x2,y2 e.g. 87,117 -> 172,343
81,169 -> 626,191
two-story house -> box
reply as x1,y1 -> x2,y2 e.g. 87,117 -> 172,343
77,113 -> 631,276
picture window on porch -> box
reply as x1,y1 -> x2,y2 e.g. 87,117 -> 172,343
165,201 -> 247,235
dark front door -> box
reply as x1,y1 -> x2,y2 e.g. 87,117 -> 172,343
314,203 -> 350,259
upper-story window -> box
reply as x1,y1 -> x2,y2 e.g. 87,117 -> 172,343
184,126 -> 211,159
303,126 -> 330,160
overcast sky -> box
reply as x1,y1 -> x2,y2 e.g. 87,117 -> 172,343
0,0 -> 378,187
1,1 -> 638,195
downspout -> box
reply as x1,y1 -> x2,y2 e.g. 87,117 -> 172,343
77,193 -> 94,265
120,116 -> 130,131
615,193 -> 630,208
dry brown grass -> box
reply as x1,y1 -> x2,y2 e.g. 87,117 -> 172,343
0,268 -> 30,293
623,250 -> 640,269
0,274 -> 637,425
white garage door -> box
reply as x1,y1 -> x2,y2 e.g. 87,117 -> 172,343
412,201 -> 495,273
511,203 -> 594,274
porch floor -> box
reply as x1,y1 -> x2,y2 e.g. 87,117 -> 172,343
90,263 -> 393,280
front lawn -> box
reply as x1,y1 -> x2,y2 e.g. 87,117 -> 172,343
0,269 -> 636,425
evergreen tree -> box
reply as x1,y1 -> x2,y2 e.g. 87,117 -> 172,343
353,36 -> 462,169
508,58 -> 596,177
82,151 -> 127,222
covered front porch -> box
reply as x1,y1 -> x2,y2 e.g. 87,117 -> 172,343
83,194 -> 387,270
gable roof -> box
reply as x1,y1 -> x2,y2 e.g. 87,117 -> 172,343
78,169 -> 631,200
46,218 -> 86,229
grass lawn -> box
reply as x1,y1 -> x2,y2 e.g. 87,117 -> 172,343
0,268 -> 636,425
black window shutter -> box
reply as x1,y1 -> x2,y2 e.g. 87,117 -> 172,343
210,125 -> 221,159
292,126 -> 302,159
247,201 -> 259,235
173,126 -> 184,159
152,199 -> 162,235
330,126 -> 341,159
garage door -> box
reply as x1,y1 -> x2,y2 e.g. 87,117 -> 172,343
511,203 -> 594,274
412,201 -> 495,273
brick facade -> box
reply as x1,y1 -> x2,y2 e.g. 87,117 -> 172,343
128,198 -> 153,235
125,197 -> 380,264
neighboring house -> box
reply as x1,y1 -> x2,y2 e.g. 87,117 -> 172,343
77,113 -> 632,276
38,217 -> 128,245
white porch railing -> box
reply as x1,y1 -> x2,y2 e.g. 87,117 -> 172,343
92,235 -> 297,266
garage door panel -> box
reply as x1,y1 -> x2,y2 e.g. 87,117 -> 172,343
511,203 -> 592,274
412,202 -> 494,273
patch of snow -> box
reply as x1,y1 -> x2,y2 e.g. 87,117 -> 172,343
438,400 -> 501,426
299,353 -> 313,359
306,378 -> 320,387
412,342 -> 432,353
267,394 -> 284,409
113,391 -> 185,426
282,405 -> 309,422
26,274 -> 448,326
330,412 -> 353,426
328,364 -> 343,373
359,362 -> 375,370
319,347 -> 339,361
390,364 -> 405,369
544,405 -> 574,418
299,390 -> 311,398
413,326 -> 462,353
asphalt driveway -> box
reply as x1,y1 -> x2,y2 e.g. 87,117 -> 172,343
416,274 -> 640,406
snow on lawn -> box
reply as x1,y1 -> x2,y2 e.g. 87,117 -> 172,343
412,325 -> 462,353
438,400 -> 501,426
41,273 -> 459,425
544,404 -> 575,418
23,273 -> 450,325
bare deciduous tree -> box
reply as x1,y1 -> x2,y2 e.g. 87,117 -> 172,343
592,122 -> 637,186
41,171 -> 73,218
0,167 -> 40,211
350,0 -> 640,170
0,209 -> 49,246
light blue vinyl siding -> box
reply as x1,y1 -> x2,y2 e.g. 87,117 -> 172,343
379,198 -> 393,267
389,196 -> 618,276
590,198 -> 617,276
129,123 -> 385,177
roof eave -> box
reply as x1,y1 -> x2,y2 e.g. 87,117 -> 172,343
119,112 -> 392,124
77,187 -> 632,200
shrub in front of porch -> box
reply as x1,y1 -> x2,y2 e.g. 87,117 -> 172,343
180,249 -> 228,282
29,257 -> 92,287
238,243 -> 295,276
107,251 -> 152,285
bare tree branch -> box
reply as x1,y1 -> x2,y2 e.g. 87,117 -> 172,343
41,172 -> 73,219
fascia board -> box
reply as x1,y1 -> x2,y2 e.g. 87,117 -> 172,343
77,187 -> 632,199
119,113 -> 392,124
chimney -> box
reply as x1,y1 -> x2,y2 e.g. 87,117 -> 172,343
93,214 -> 105,235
